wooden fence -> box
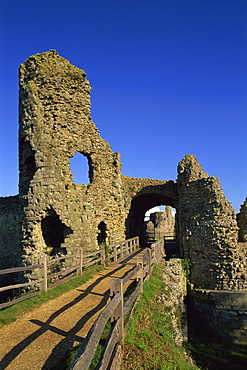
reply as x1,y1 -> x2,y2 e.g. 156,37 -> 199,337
0,237 -> 140,310
70,237 -> 165,370
106,236 -> 140,263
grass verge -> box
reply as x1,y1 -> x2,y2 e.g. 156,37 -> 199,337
187,334 -> 247,370
122,263 -> 198,370
62,278 -> 139,369
0,265 -> 104,327
56,319 -> 112,370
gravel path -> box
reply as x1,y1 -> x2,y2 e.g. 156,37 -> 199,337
0,250 -> 143,370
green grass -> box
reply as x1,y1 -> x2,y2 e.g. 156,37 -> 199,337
187,334 -> 247,370
88,319 -> 112,370
55,318 -> 112,370
64,280 -> 139,369
122,264 -> 198,370
123,263 -> 247,370
4,260 -> 245,370
0,265 -> 104,327
181,259 -> 191,279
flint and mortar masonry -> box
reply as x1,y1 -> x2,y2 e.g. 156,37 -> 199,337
177,154 -> 246,290
0,52 -> 245,295
18,51 -> 127,266
238,198 -> 247,242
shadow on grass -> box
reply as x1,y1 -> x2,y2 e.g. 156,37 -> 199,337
0,248 -> 145,370
187,334 -> 247,370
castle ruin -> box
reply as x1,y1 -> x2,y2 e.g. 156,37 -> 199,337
0,51 -> 246,343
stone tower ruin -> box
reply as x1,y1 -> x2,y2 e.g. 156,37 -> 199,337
0,51 -> 246,344
18,50 -> 126,265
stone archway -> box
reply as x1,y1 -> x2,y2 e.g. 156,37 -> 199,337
127,191 -> 177,246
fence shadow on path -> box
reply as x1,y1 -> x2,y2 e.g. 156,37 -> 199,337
0,249 -> 144,370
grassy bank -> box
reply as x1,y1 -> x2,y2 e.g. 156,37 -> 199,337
121,262 -> 247,370
121,263 -> 198,370
188,334 -> 247,370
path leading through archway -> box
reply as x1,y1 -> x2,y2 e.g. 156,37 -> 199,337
0,248 -> 146,370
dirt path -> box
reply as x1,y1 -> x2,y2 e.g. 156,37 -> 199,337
0,249 -> 144,370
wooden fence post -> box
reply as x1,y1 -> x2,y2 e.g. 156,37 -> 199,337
158,239 -> 164,262
156,240 -> 160,262
114,246 -> 117,262
101,245 -> 105,267
77,249 -> 83,275
163,236 -> 166,260
110,278 -> 124,346
120,243 -> 124,259
154,242 -> 158,263
39,255 -> 47,292
137,257 -> 144,293
147,248 -> 152,276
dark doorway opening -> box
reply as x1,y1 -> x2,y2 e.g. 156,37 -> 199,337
126,191 -> 180,257
97,221 -> 107,245
127,193 -> 176,244
41,208 -> 73,255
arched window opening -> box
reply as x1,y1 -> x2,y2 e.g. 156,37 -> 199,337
97,221 -> 107,245
41,208 -> 73,256
70,152 -> 91,185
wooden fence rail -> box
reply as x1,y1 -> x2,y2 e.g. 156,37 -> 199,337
70,237 -> 165,370
107,236 -> 140,263
0,236 -> 140,310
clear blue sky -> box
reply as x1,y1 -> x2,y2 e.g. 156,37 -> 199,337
0,0 -> 246,212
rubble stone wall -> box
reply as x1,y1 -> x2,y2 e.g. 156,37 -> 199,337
177,155 -> 246,290
0,52 -> 246,298
238,198 -> 247,242
18,51 -> 128,267
189,287 -> 247,345
0,196 -> 20,269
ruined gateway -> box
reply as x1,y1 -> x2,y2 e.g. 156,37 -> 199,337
0,51 -> 246,343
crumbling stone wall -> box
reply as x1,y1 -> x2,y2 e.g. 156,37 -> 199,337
0,52 -> 246,298
177,154 -> 246,290
121,177 -> 177,205
238,198 -> 247,242
0,51 -> 246,344
0,196 -> 20,269
18,50 -> 126,266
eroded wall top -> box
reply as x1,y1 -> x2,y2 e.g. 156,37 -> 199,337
177,155 -> 246,290
18,50 -> 125,260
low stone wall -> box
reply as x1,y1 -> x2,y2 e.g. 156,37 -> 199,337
161,259 -> 188,345
188,286 -> 247,345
